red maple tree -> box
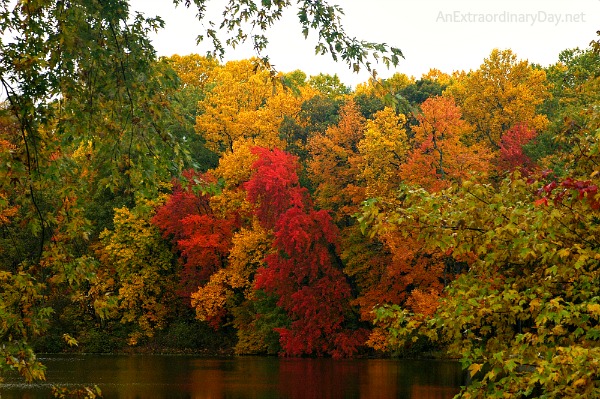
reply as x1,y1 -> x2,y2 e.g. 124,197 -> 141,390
152,170 -> 240,298
245,147 -> 367,357
497,123 -> 538,174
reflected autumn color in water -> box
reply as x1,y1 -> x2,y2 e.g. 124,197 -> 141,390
0,355 -> 463,399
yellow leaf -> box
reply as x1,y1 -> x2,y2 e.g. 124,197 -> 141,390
573,378 -> 587,388
587,303 -> 600,315
469,363 -> 483,378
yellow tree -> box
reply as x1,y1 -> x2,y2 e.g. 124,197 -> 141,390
448,49 -> 550,149
195,59 -> 313,154
191,221 -> 277,354
421,68 -> 452,87
354,72 -> 414,103
357,106 -> 410,200
167,54 -> 220,90
98,201 -> 178,345
208,137 -> 264,220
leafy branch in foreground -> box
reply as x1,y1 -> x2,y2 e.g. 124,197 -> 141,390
175,0 -> 403,74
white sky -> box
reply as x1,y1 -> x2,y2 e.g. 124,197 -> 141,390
129,0 -> 600,87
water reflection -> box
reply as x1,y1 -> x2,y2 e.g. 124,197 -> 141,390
0,355 -> 464,399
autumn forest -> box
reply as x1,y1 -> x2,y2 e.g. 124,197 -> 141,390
1,1 -> 600,397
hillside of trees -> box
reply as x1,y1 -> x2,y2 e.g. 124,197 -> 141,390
1,1 -> 600,397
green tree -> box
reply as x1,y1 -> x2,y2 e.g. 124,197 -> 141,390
0,0 -> 185,381
0,271 -> 52,382
531,46 -> 600,171
164,54 -> 222,171
308,73 -> 351,98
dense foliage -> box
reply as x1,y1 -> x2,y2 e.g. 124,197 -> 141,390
1,0 -> 600,397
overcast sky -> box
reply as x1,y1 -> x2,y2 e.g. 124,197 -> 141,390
129,0 -> 600,87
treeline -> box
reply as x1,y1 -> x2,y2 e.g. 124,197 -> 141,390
1,5 -> 599,395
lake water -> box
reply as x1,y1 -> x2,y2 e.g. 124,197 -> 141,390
0,355 -> 465,399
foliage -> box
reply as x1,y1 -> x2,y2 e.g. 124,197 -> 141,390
195,59 -> 311,153
152,170 -> 240,298
163,54 -> 222,171
358,106 -> 409,199
339,224 -> 396,322
0,270 -> 52,382
307,99 -> 365,222
52,385 -> 103,399
354,73 -> 415,113
278,94 -> 343,160
308,73 -> 351,98
532,46 -> 600,172
2,1 -> 600,392
448,49 -> 550,149
497,123 -> 538,174
98,201 -> 178,345
399,76 -> 447,106
368,121 -> 600,396
0,0 -> 190,381
401,96 -> 492,192
231,289 -> 288,355
175,0 -> 403,73
246,147 -> 366,357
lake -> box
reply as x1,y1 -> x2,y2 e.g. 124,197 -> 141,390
0,355 -> 465,398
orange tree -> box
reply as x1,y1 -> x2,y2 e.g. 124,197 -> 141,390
401,96 -> 492,192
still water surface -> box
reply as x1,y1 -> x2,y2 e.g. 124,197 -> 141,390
0,355 -> 464,399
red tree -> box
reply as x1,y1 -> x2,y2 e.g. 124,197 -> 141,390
497,123 -> 537,174
152,170 -> 240,298
245,147 -> 367,358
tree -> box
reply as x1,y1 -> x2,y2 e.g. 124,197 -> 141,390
367,79 -> 600,395
0,0 -> 187,380
354,73 -> 414,113
0,271 -> 52,383
0,110 -> 28,270
308,73 -> 351,98
152,170 -> 240,298
357,192 -> 448,331
399,75 -> 447,106
497,123 -> 538,174
307,99 -> 365,223
358,106 -> 409,199
167,54 -> 220,90
375,169 -> 600,397
531,46 -> 600,172
164,54 -> 222,171
246,147 -> 366,358
448,49 -> 550,149
195,59 -> 311,154
191,222 -> 278,349
98,201 -> 178,345
400,96 -> 492,192
353,92 -> 386,120
0,0 -> 404,381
